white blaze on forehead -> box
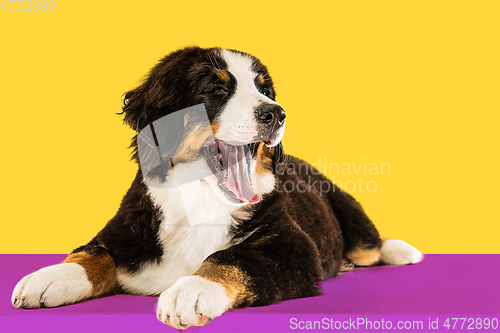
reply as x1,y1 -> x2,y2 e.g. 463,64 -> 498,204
216,49 -> 279,144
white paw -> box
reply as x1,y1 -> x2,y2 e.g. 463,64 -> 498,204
157,275 -> 232,329
380,239 -> 423,265
12,263 -> 93,309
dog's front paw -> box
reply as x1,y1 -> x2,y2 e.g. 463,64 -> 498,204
157,275 -> 232,329
12,263 -> 92,309
380,239 -> 423,265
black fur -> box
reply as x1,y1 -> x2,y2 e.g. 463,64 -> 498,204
72,46 -> 381,305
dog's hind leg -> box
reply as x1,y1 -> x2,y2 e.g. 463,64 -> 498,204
326,186 -> 382,266
326,186 -> 422,266
12,239 -> 117,309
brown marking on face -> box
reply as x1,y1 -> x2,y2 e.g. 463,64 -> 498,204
345,247 -> 381,266
172,123 -> 213,163
258,74 -> 265,85
255,142 -> 273,176
63,252 -> 117,295
211,119 -> 220,136
214,69 -> 230,82
194,263 -> 255,308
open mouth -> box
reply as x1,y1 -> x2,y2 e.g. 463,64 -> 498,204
203,139 -> 260,204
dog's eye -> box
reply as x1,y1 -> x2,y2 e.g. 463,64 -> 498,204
262,88 -> 270,97
212,87 -> 228,94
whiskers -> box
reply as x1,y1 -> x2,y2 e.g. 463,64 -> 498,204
279,132 -> 292,169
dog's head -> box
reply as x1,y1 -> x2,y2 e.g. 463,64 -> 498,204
121,46 -> 285,206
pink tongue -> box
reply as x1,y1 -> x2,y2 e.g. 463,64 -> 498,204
223,145 -> 260,204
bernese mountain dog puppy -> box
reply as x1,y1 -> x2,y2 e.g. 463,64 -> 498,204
12,46 -> 423,329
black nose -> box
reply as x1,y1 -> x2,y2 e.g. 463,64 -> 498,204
254,104 -> 286,128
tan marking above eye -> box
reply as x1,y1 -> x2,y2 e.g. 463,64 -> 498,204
258,74 -> 265,85
214,69 -> 230,82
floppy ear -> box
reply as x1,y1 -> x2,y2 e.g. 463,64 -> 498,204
120,88 -> 147,132
119,50 -> 189,132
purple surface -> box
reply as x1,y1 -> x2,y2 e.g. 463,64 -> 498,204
1,254 -> 499,332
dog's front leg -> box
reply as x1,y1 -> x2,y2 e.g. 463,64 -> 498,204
157,224 -> 323,329
12,242 -> 117,309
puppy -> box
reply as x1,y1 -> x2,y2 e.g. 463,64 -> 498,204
12,46 -> 423,329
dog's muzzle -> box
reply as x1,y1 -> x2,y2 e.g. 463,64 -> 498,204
254,103 -> 286,144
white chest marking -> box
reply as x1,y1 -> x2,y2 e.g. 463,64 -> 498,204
116,163 -> 253,295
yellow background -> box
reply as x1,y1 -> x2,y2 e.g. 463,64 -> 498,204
1,1 -> 498,254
